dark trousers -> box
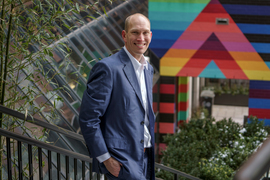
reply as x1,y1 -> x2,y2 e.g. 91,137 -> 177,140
143,148 -> 151,180
105,148 -> 151,180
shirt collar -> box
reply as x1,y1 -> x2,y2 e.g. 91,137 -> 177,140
123,46 -> 148,70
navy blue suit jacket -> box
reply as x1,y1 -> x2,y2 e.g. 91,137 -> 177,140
79,48 -> 155,180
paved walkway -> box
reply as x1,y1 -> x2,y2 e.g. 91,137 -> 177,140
212,105 -> 248,125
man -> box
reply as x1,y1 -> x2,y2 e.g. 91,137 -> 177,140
79,13 -> 155,180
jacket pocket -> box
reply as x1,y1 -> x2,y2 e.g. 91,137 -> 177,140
104,138 -> 129,150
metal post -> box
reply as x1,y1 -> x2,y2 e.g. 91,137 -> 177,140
38,147 -> 43,180
89,162 -> 92,180
66,156 -> 69,180
18,141 -> 23,180
28,144 -> 33,180
57,153 -> 61,180
74,158 -> 77,180
6,137 -> 12,179
48,150 -> 52,180
82,161 -> 85,180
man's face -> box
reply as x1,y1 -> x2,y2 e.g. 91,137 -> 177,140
122,15 -> 152,61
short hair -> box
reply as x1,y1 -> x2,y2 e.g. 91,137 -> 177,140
124,13 -> 150,32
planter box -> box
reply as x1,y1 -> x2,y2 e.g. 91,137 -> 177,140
214,94 -> 249,106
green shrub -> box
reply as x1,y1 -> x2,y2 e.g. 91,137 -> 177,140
155,117 -> 269,180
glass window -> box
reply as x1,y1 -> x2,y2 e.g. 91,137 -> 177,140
76,31 -> 103,60
114,4 -> 132,21
131,0 -> 147,16
124,2 -> 137,17
82,27 -> 110,57
107,11 -> 124,34
90,22 -> 117,52
98,18 -> 124,47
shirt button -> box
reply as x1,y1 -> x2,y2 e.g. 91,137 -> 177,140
141,121 -> 144,125
140,140 -> 144,143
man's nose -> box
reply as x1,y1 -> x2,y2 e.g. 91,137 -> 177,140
137,33 -> 144,41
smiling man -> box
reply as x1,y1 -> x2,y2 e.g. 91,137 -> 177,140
79,13 -> 155,180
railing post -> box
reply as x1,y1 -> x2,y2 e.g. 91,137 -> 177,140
48,150 -> 52,180
66,156 -> 69,180
6,137 -> 12,179
74,158 -> 77,180
89,162 -> 92,180
57,153 -> 61,180
28,144 -> 33,180
18,141 -> 23,180
174,173 -> 178,180
82,161 -> 85,180
38,147 -> 43,180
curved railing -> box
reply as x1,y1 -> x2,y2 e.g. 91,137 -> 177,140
0,105 -> 201,180
233,136 -> 270,180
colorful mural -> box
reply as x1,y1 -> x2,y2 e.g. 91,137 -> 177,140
149,0 -> 210,58
177,77 -> 189,125
150,0 -> 270,80
249,80 -> 270,126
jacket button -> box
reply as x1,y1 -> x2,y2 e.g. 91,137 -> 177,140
140,140 -> 144,143
141,121 -> 144,125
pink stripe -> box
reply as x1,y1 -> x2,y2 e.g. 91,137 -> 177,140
178,31 -> 212,41
172,40 -> 204,49
222,42 -> 256,52
215,32 -> 249,42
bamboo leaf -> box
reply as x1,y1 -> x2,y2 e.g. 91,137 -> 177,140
75,3 -> 80,12
103,6 -> 108,17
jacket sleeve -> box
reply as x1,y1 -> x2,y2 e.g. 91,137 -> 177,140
79,61 -> 113,158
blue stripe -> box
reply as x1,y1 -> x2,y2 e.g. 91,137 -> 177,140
149,11 -> 199,22
236,23 -> 270,35
223,4 -> 270,16
251,43 -> 270,53
149,48 -> 169,58
248,119 -> 270,126
150,39 -> 176,49
151,30 -> 183,40
250,80 -> 270,90
152,21 -> 191,31
249,98 -> 270,109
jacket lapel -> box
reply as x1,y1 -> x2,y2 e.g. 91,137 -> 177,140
120,49 -> 144,109
144,67 -> 153,108
144,66 -> 155,120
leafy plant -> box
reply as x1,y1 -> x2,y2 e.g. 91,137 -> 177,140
203,83 -> 249,96
0,0 -> 105,178
156,117 -> 269,180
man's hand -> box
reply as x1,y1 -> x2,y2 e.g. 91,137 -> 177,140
103,157 -> 122,177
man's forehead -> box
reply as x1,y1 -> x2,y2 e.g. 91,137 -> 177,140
129,20 -> 150,30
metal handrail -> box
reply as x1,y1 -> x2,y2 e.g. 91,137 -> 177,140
0,128 -> 91,163
155,163 -> 202,180
0,105 -> 200,180
0,104 -> 84,142
233,136 -> 270,180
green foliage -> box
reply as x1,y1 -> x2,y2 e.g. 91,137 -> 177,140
0,0 -> 108,179
203,84 -> 249,96
156,117 -> 269,180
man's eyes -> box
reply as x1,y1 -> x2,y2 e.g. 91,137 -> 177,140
131,31 -> 150,35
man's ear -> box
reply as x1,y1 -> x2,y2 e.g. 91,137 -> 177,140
122,30 -> 127,42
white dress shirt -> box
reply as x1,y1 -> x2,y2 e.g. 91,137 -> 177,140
123,46 -> 152,148
96,47 -> 152,163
